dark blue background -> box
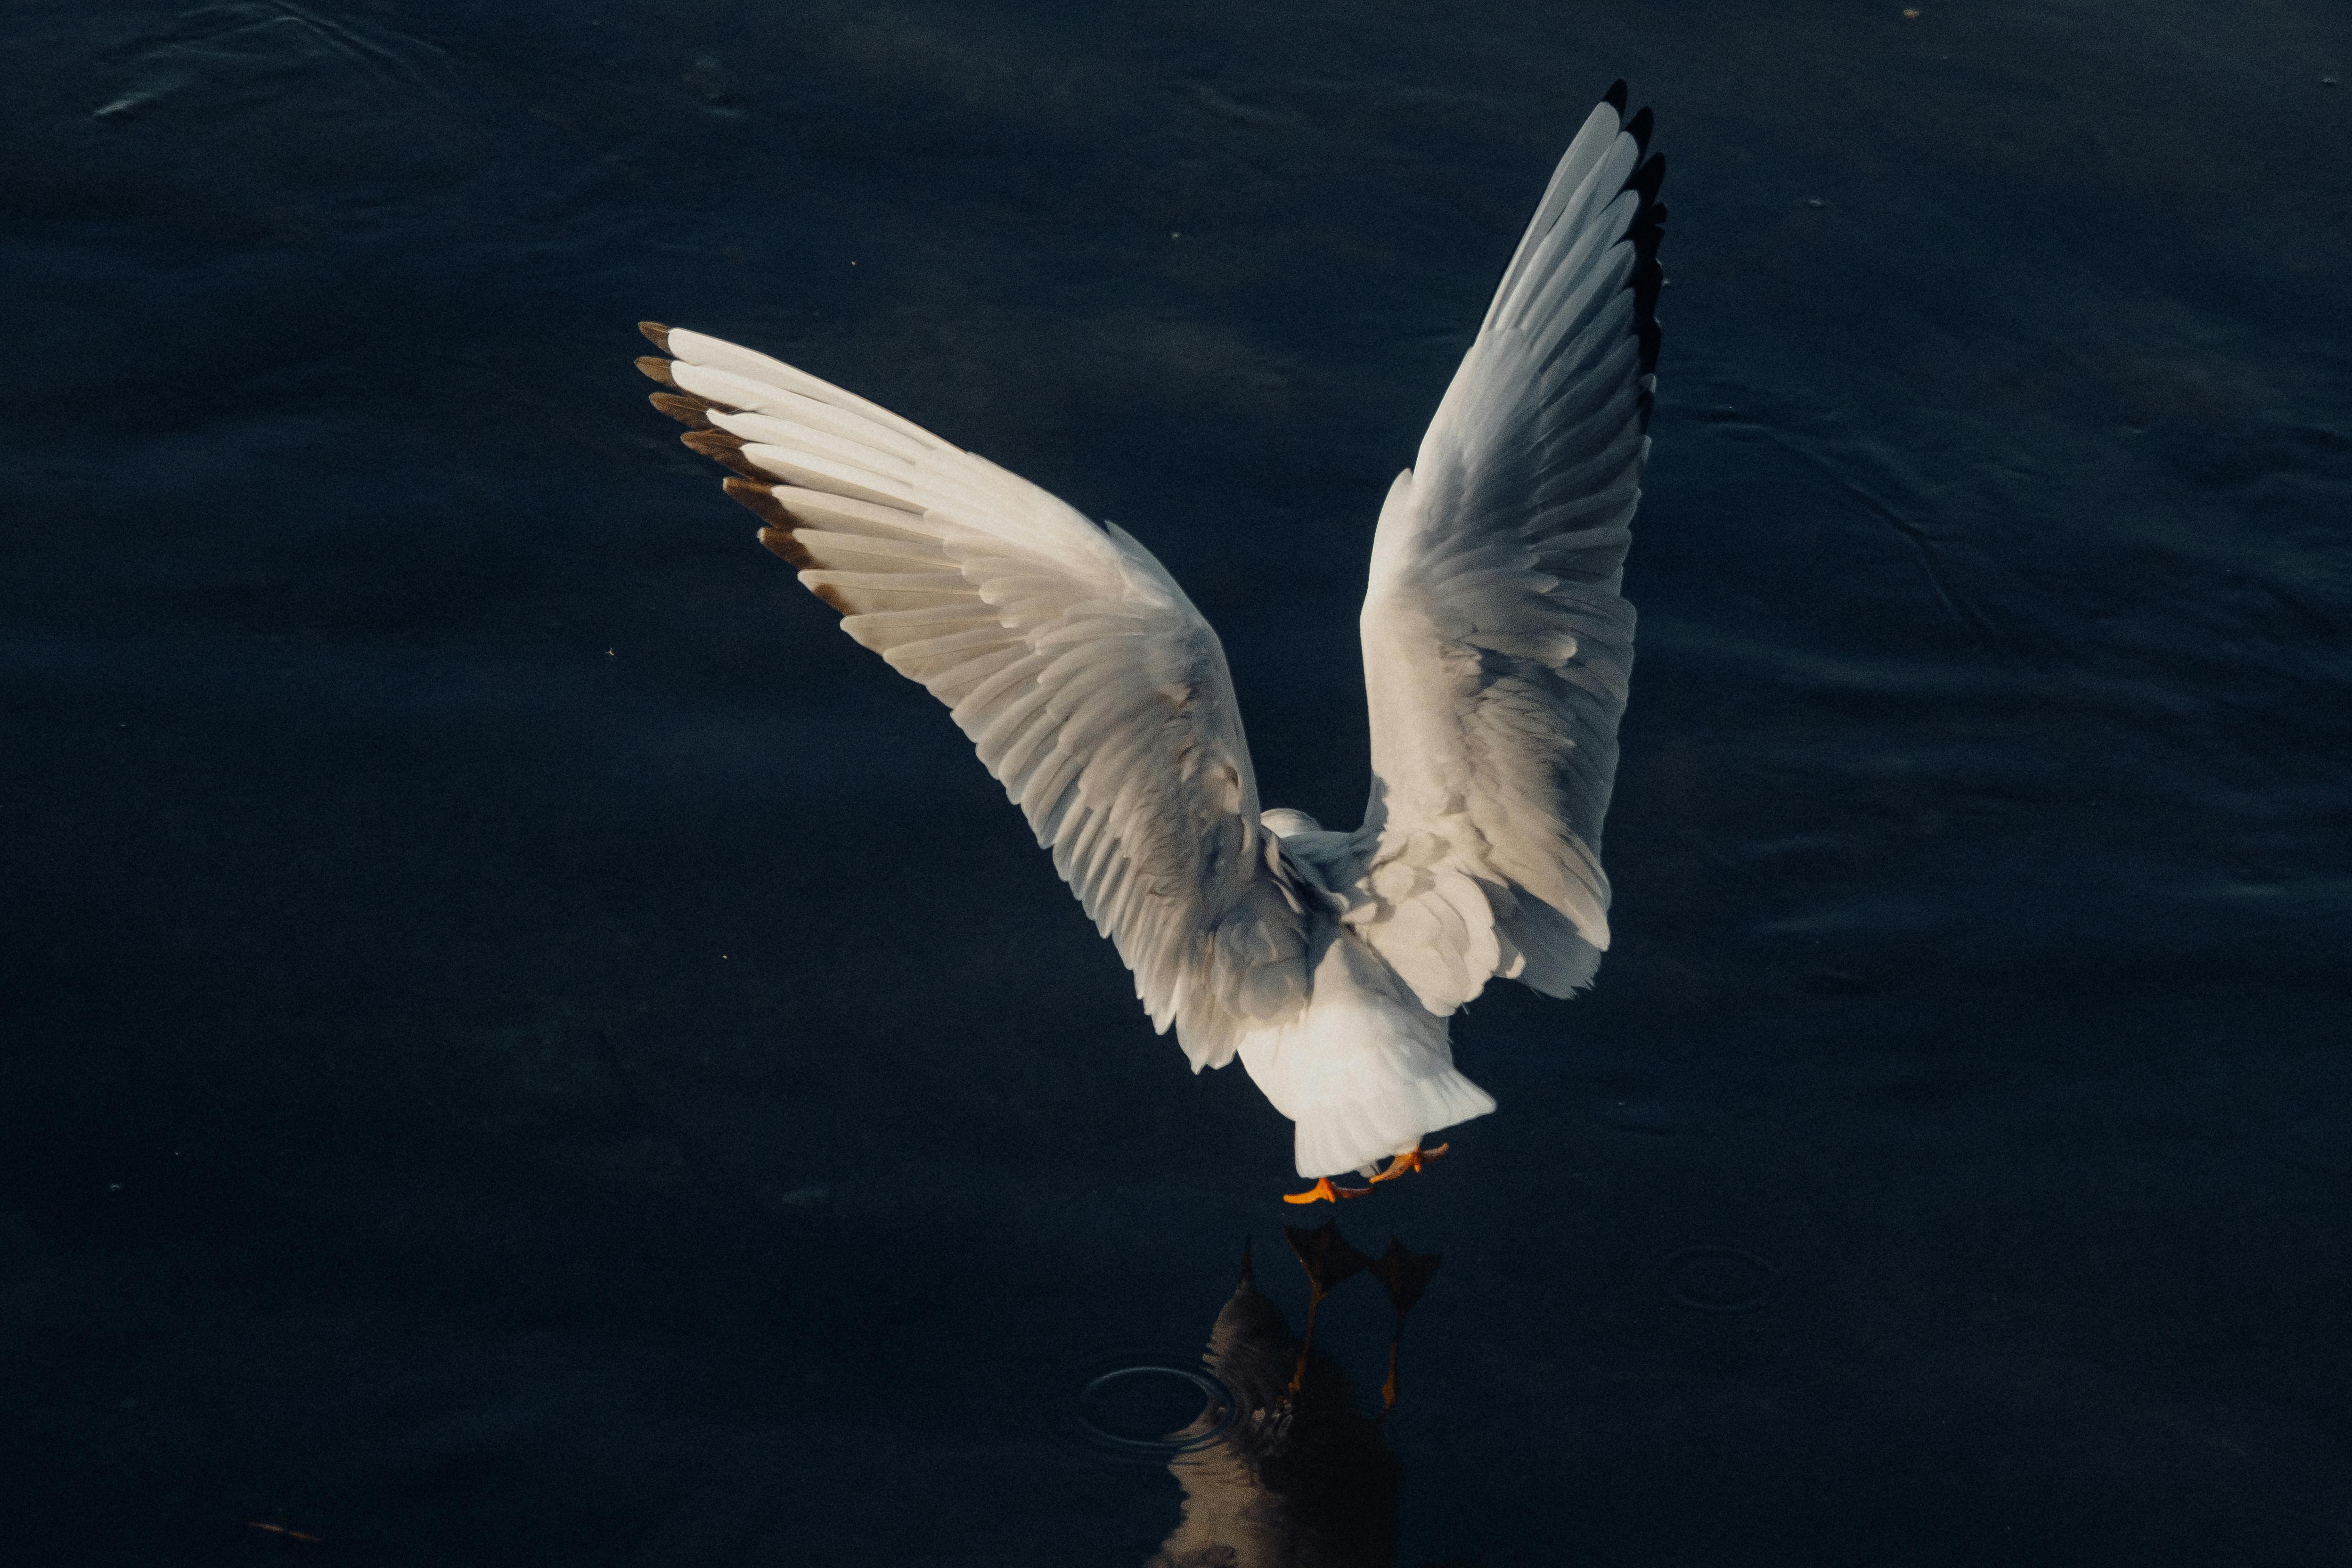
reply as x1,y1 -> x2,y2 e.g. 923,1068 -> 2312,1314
5,2 -> 2349,1562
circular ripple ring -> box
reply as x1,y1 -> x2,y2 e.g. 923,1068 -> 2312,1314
1072,1364 -> 1238,1454
1659,1244 -> 1778,1314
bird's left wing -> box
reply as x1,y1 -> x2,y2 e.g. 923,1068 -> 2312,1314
1349,85 -> 1663,1015
637,325 -> 1309,1069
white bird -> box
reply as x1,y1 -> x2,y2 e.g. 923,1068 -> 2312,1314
637,83 -> 1663,1202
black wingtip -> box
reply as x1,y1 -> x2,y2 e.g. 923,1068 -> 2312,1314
1605,79 -> 1628,116
1623,142 -> 1666,378
1627,149 -> 1666,206
1633,250 -> 1665,311
1625,106 -> 1654,157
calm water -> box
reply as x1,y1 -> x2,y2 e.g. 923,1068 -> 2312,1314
5,2 -> 2350,1563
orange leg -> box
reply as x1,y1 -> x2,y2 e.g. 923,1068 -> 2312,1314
1282,1175 -> 1372,1205
1366,1142 -> 1449,1185
1287,1291 -> 1327,1395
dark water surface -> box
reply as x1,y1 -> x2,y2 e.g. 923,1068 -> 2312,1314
6,2 -> 2351,1562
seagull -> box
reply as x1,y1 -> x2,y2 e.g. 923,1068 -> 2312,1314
637,83 -> 1663,1203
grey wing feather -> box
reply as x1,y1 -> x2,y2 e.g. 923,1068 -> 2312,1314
640,326 -> 1310,1068
1350,90 -> 1663,1014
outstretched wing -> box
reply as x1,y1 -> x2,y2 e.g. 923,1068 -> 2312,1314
638,325 -> 1308,1069
1348,84 -> 1663,1015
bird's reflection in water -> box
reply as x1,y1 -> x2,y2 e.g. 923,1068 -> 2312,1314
1145,1222 -> 1445,1568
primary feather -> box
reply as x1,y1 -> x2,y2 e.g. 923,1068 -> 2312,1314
636,83 -> 1663,1177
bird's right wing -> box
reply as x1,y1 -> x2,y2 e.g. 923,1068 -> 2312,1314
1348,85 -> 1662,1016
637,325 -> 1309,1070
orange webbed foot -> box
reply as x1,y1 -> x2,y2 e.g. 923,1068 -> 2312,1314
1282,1176 -> 1373,1205
1366,1142 -> 1449,1186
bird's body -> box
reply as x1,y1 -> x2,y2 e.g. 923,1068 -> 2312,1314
1228,885 -> 1492,1184
638,84 -> 1663,1181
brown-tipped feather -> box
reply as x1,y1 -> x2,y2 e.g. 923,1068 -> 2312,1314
648,391 -> 716,428
634,355 -> 677,387
686,434 -> 765,481
722,476 -> 792,529
757,526 -> 817,571
722,480 -> 846,609
638,321 -> 673,351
